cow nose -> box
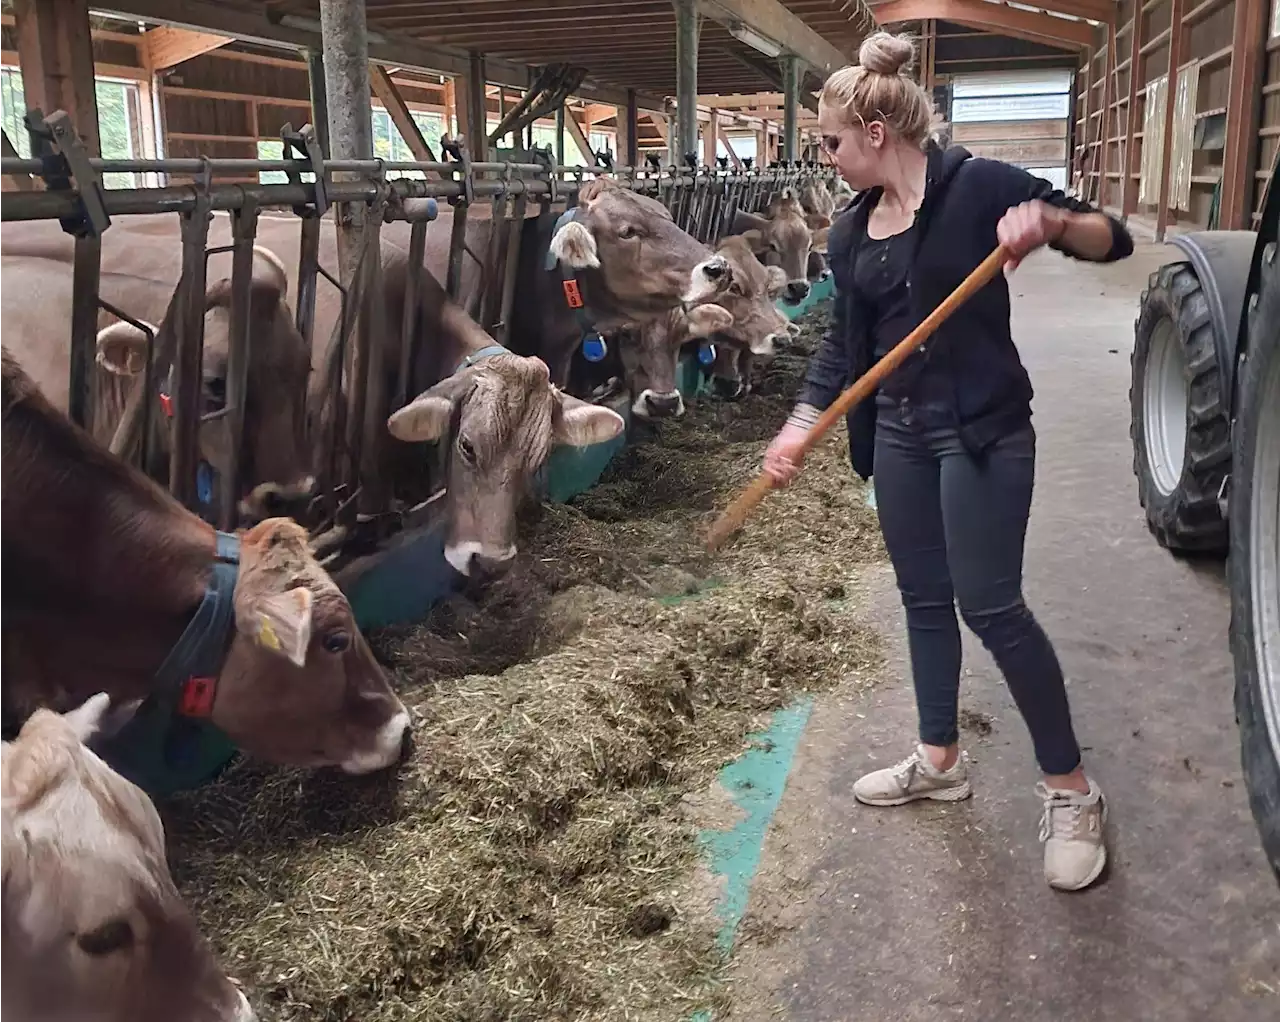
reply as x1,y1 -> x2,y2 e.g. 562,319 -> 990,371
784,280 -> 810,303
646,390 -> 683,417
471,551 -> 517,581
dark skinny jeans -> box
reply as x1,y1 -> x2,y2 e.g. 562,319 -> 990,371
872,404 -> 1082,776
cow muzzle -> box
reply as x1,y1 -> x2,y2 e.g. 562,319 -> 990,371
783,280 -> 810,304
445,541 -> 518,580
682,255 -> 729,304
633,388 -> 685,420
339,705 -> 412,775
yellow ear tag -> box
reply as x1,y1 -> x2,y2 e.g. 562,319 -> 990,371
258,616 -> 282,651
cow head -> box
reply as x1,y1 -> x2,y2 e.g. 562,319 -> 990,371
622,304 -> 735,420
94,246 -> 316,525
733,193 -> 829,305
387,353 -> 625,579
548,177 -> 730,324
1,695 -> 254,1022
213,519 -> 410,774
798,180 -> 837,222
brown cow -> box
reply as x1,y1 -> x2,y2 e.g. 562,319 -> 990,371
2,694 -> 255,1022
623,235 -> 792,420
1,348 -> 410,773
0,228 -> 315,523
732,192 -> 830,303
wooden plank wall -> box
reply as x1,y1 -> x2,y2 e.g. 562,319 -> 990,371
1074,0 -> 1279,232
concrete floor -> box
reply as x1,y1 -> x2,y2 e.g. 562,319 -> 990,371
729,242 -> 1280,1021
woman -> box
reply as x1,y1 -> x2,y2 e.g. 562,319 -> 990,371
764,32 -> 1133,892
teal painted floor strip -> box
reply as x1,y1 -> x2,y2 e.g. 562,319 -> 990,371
689,696 -> 814,1021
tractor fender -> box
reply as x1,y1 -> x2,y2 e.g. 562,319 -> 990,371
1168,230 -> 1258,400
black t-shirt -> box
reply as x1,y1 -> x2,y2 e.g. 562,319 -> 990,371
853,225 -> 915,362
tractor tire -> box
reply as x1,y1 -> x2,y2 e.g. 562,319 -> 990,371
1230,239 -> 1280,883
1130,262 -> 1232,553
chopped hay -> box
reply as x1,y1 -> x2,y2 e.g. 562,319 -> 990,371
162,302 -> 889,1021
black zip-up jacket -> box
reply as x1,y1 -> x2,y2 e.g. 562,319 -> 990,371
799,142 -> 1134,480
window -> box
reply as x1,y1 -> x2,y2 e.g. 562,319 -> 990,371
259,106 -> 446,184
1,67 -> 141,187
1272,0 -> 1279,37
951,69 -> 1073,123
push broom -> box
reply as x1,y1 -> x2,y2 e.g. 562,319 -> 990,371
704,245 -> 1013,553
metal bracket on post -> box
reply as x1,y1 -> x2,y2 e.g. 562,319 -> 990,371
24,109 -> 110,240
281,122 -> 328,216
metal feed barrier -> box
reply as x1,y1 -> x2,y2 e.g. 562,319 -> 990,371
2,110 -> 836,566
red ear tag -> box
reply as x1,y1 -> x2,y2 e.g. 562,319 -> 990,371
159,392 -> 174,418
562,279 -> 585,309
178,676 -> 216,717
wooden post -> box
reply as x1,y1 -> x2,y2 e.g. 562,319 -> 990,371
456,51 -> 489,161
14,0 -> 100,432
563,107 -> 595,165
555,103 -> 565,164
1122,1 -> 1142,215
1220,0 -> 1268,229
625,88 -> 639,168
371,63 -> 438,162
1155,0 -> 1184,241
703,111 -> 718,166
443,77 -> 456,136
1098,26 -> 1116,206
782,55 -> 800,162
674,0 -> 699,162
13,0 -> 100,155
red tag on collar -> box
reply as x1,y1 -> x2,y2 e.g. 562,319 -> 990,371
561,278 -> 584,309
178,676 -> 217,717
159,391 -> 174,418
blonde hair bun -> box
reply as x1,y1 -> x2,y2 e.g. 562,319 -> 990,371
858,31 -> 915,76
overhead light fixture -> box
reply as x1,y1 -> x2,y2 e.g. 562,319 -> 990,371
728,21 -> 782,59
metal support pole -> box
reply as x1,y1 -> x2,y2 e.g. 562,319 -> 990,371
782,55 -> 800,163
220,201 -> 260,530
674,0 -> 699,164
304,48 -> 330,160
626,89 -> 639,169
555,105 -> 566,165
171,204 -> 212,509
68,236 -> 100,431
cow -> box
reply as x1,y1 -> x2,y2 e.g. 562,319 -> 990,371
2,693 -> 255,1022
798,179 -> 837,222
731,192 -> 830,305
1,347 -> 411,773
623,235 -> 793,420
0,226 -> 316,525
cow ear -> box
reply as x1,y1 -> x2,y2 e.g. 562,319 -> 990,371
684,303 -> 734,337
61,692 -> 113,743
95,321 -> 153,377
740,229 -> 766,254
553,391 -> 625,447
765,266 -> 788,296
731,210 -> 769,235
240,586 -> 313,668
550,221 -> 601,269
386,374 -> 469,443
805,213 -> 831,230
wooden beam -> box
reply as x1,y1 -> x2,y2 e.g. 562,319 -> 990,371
563,107 -> 595,164
95,0 -> 668,112
646,110 -> 670,147
998,0 -> 1113,19
1121,0 -> 1142,214
1155,0 -> 1184,241
697,0 -> 854,76
875,0 -> 1093,47
1219,0 -> 1267,229
699,91 -> 785,107
581,103 -> 616,125
371,62 -> 439,163
455,52 -> 489,160
703,110 -> 719,165
13,0 -> 100,155
141,24 -> 230,69
722,131 -> 744,168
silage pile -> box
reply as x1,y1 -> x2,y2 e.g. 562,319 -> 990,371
163,304 -> 888,1022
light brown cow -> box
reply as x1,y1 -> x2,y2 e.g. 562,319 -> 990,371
0,226 -> 315,523
2,694 -> 254,1022
623,235 -> 792,420
1,348 -> 410,773
731,193 -> 829,304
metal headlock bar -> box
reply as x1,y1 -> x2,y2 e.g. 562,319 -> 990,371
3,113 -> 835,567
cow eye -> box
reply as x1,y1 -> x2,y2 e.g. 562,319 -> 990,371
618,224 -> 638,240
457,434 -> 477,464
322,631 -> 350,655
77,918 -> 134,956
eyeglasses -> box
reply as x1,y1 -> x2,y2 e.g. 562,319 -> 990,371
819,134 -> 843,155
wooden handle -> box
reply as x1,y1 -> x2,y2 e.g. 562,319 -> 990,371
704,245 -> 1012,553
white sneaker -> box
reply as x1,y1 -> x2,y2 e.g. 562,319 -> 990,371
852,744 -> 972,806
1036,778 -> 1108,891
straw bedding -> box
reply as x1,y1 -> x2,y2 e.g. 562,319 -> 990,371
162,302 -> 889,1021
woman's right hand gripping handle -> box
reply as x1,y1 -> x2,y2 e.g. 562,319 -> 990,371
763,404 -> 821,487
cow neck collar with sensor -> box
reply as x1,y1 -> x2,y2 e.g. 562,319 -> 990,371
453,344 -> 510,376
152,531 -> 241,719
547,206 -> 610,364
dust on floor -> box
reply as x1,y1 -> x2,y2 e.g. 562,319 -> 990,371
161,303 -> 891,1022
